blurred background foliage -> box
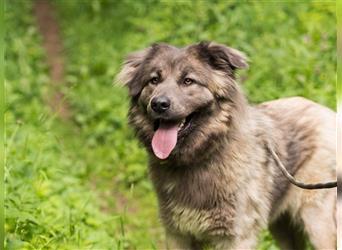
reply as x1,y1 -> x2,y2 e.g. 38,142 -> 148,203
5,0 -> 336,249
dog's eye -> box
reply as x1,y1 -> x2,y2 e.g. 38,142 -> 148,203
150,77 -> 159,85
183,78 -> 194,86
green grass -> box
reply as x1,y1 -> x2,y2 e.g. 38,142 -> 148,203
5,1 -> 336,249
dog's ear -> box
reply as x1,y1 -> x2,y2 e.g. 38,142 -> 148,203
196,41 -> 248,73
116,47 -> 151,97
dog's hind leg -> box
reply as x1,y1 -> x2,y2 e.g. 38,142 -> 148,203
299,194 -> 336,250
269,212 -> 306,250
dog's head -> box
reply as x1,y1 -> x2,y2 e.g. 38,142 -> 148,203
117,42 -> 248,164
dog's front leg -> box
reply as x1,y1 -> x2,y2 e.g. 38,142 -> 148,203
233,234 -> 259,250
165,231 -> 194,250
213,234 -> 258,250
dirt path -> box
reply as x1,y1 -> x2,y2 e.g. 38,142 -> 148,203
33,0 -> 70,119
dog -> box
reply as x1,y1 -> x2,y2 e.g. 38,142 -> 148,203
117,42 -> 336,249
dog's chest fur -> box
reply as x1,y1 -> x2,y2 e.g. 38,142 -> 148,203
149,142 -> 261,240
167,200 -> 235,239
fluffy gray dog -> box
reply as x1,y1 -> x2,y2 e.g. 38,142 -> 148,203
117,42 -> 336,250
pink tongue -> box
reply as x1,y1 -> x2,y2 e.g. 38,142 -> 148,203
152,122 -> 179,159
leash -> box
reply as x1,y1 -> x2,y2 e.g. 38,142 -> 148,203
268,145 -> 337,189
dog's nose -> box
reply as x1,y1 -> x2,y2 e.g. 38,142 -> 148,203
151,96 -> 171,113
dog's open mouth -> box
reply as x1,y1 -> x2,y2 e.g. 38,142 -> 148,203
151,113 -> 194,159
